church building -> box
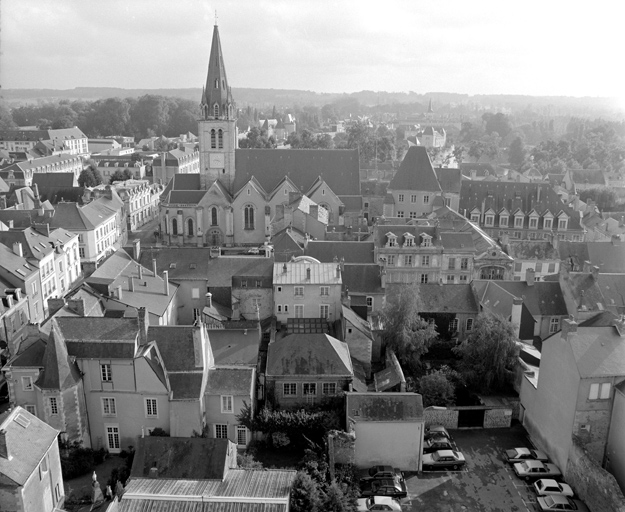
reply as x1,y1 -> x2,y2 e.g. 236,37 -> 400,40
159,24 -> 362,247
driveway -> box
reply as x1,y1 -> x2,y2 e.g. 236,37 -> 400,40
403,424 -> 538,512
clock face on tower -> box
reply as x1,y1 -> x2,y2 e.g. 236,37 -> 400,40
209,153 -> 225,168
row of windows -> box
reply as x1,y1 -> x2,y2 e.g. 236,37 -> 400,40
514,262 -> 557,274
397,194 -> 429,204
473,213 -> 568,231
387,234 -> 432,247
281,286 -> 330,297
170,205 -> 256,236
241,280 -> 263,288
276,304 -> 331,318
210,129 -> 224,149
383,254 -> 469,270
101,397 -> 158,418
283,382 -> 337,396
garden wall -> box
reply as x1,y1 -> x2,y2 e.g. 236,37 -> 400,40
566,436 -> 625,512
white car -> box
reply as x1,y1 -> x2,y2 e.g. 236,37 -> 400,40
533,479 -> 575,497
356,496 -> 402,511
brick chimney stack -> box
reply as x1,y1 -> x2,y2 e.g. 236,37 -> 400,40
561,318 -> 577,341
137,307 -> 149,346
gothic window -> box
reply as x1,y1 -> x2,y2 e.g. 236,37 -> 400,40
228,104 -> 233,118
218,129 -> 223,149
214,104 -> 219,118
172,218 -> 178,236
215,79 -> 219,89
211,207 -> 218,226
244,205 -> 255,230
187,218 -> 194,236
210,129 -> 216,149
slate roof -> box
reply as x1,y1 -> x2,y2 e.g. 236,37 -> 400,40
271,228 -> 305,262
389,146 -> 441,192
167,373 -> 204,400
305,241 -> 375,264
207,329 -> 260,366
0,242 -> 39,282
506,240 -> 559,260
474,280 -> 567,317
346,392 -> 423,421
57,317 -> 138,359
47,201 -> 115,231
459,181 -> 581,231
32,172 -> 77,189
140,247 -> 212,280
374,224 -> 439,248
557,242 -> 590,271
149,327 -> 201,372
0,407 -> 59,486
7,338 -> 46,368
587,242 -> 625,273
0,227 -> 54,262
342,264 -> 383,295
35,323 -> 81,390
266,333 -> 353,377
342,305 -> 372,338
38,186 -> 86,204
435,168 -> 462,194
565,326 -> 625,378
439,231 -> 475,251
597,274 -> 625,313
233,149 -> 361,196
206,367 -> 255,395
131,437 -> 229,480
374,366 -> 403,392
410,284 -> 478,314
338,195 -> 363,212
579,311 -> 618,327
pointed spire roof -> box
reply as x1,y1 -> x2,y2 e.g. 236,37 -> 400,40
427,98 -> 434,113
201,24 -> 234,119
36,321 -> 81,390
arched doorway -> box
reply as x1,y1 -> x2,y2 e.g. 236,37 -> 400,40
480,266 -> 505,280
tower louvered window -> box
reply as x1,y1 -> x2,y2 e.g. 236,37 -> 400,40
218,129 -> 223,149
214,104 -> 219,118
210,129 -> 216,149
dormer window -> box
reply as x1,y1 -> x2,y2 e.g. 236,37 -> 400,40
500,215 -> 509,227
529,217 -> 538,229
544,218 -> 552,229
420,233 -> 432,247
514,215 -> 524,228
485,215 -> 494,226
558,217 -> 568,230
471,213 -> 480,223
403,233 -> 415,247
386,232 -> 398,247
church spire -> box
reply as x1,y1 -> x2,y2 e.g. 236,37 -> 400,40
201,24 -> 234,120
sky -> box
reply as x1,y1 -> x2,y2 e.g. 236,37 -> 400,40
2,0 -> 625,102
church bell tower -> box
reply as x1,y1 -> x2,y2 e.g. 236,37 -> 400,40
199,23 -> 237,192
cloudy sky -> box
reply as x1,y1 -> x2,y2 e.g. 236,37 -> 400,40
3,0 -> 624,100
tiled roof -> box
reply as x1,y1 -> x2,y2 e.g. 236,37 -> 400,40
0,407 -> 58,486
342,264 -> 383,294
346,392 -> 423,421
207,329 -> 260,366
131,437 -> 229,480
6,338 -> 46,368
206,367 -> 255,395
150,326 -> 201,372
435,168 -> 462,194
273,261 -> 342,285
266,333 -> 352,377
305,241 -> 375,264
233,149 -> 361,196
439,231 -> 475,251
506,240 -> 558,260
389,146 -> 441,192
565,326 -> 625,378
410,284 -> 479,314
475,280 -> 567,317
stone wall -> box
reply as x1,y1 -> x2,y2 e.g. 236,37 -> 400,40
424,408 -> 459,428
484,408 -> 513,428
566,436 -> 625,512
327,429 -> 356,466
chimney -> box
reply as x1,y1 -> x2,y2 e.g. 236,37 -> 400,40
47,298 -> 66,316
138,307 -> 149,346
33,183 -> 40,198
117,285 -> 123,300
163,270 -> 169,296
525,268 -> 535,285
67,298 -> 85,316
0,429 -> 9,459
13,289 -> 21,301
282,263 -> 287,274
306,267 -> 311,280
336,264 -> 341,279
149,467 -> 158,478
152,258 -> 158,276
133,238 -> 141,260
561,318 -> 577,341
129,275 -> 135,292
206,292 -> 212,308
612,234 -> 622,246
511,297 -> 523,338
615,315 -> 625,337
380,268 -> 387,289
583,260 -> 592,273
137,263 -> 143,280
592,265 -> 599,280
340,257 -> 345,272
12,242 -> 23,258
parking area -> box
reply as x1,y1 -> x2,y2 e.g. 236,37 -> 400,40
403,424 -> 539,512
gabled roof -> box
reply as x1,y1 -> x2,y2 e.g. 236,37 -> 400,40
48,201 -> 115,231
342,305 -> 372,338
474,280 -> 567,317
271,228 -> 305,262
206,367 -> 255,395
207,329 -> 260,366
233,148 -> 361,196
389,146 -> 441,192
6,338 -> 46,368
435,168 -> 462,194
266,333 -> 352,377
149,326 -> 203,372
0,242 -> 39,282
0,407 -> 59,486
32,172 -> 77,189
569,169 -> 606,186
338,195 -> 363,212
374,224 -> 438,249
0,227 -> 55,262
346,392 -> 423,421
342,264 -> 383,295
562,326 -> 625,378
410,284 -> 478,314
305,241 -> 375,264
57,317 -> 138,359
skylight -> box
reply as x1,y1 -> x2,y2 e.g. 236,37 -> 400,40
16,269 -> 25,276
14,413 -> 30,428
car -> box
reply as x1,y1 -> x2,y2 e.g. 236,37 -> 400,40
0,377 -> 8,404
504,447 -> 549,464
356,496 -> 402,511
362,465 -> 403,480
422,449 -> 466,471
536,494 -> 589,511
247,247 -> 260,254
360,478 -> 407,499
423,436 -> 456,454
424,425 -> 452,441
533,479 -> 575,497
513,460 -> 562,481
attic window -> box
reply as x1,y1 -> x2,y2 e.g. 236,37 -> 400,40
169,263 -> 177,269
14,413 -> 31,428
189,263 -> 197,269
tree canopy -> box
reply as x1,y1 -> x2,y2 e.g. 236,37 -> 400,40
78,168 -> 103,188
419,369 -> 456,407
452,312 -> 519,392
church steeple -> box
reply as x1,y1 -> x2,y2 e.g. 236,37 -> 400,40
201,24 -> 234,120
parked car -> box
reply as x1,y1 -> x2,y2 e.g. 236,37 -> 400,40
361,466 -> 403,481
537,495 -> 589,511
422,449 -> 466,471
533,479 -> 575,497
0,377 -> 8,404
424,425 -> 452,441
356,496 -> 402,511
505,447 -> 549,464
513,460 -> 562,481
423,436 -> 456,454
360,478 -> 407,499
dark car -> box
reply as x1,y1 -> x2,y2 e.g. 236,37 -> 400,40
424,425 -> 452,442
360,477 -> 407,499
362,465 -> 403,481
423,436 -> 456,454
0,379 -> 8,404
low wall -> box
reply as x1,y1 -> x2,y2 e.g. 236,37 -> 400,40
424,408 -> 459,428
567,436 -> 625,512
484,408 -> 513,428
424,406 -> 513,429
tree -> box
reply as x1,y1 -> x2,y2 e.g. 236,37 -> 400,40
380,285 -> 438,374
419,369 -> 456,407
452,312 -> 519,392
290,471 -> 322,512
483,112 -> 512,139
78,168 -> 103,188
110,169 -> 133,182
321,480 -> 356,512
508,136 -> 526,169
0,100 -> 16,130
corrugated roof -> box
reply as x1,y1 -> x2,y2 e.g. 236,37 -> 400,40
272,262 -> 342,285
266,333 -> 352,377
0,407 -> 59,486
389,146 -> 441,192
